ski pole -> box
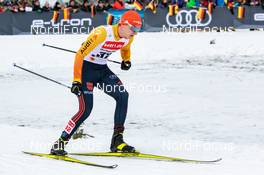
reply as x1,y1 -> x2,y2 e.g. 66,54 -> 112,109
13,63 -> 71,89
14,63 -> 96,138
43,43 -> 122,65
43,43 -> 76,54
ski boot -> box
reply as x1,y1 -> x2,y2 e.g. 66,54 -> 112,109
50,137 -> 68,156
110,133 -> 136,153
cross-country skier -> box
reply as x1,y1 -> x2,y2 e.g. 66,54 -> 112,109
50,10 -> 142,156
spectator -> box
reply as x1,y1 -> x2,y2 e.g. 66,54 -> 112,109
187,0 -> 197,8
10,1 -> 19,13
125,0 -> 134,4
32,0 -> 42,12
42,1 -> 51,12
244,0 -> 251,5
97,0 -> 105,11
160,0 -> 168,8
68,0 -> 79,13
103,0 -> 113,10
0,0 -> 6,13
18,0 -> 27,12
124,0 -> 137,9
0,0 -> 262,13
24,0 -> 33,12
233,0 -> 243,6
2,0 -> 10,7
81,0 -> 89,11
250,0 -> 260,5
97,0 -> 112,11
112,0 -> 125,10
53,1 -> 61,11
200,0 -> 209,7
243,0 -> 259,6
177,0 -> 185,8
216,0 -> 224,6
88,0 -> 96,16
0,6 -> 5,13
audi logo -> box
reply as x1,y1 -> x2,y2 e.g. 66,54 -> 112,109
166,9 -> 212,27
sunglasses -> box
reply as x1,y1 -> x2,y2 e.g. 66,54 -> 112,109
130,26 -> 141,33
124,21 -> 141,33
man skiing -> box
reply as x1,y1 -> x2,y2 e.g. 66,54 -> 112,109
50,10 -> 142,156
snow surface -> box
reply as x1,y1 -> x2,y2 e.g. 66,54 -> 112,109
1,31 -> 264,175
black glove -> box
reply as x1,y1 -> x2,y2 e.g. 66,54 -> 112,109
121,61 -> 131,70
71,81 -> 82,96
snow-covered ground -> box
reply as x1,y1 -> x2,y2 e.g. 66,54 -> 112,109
1,31 -> 264,175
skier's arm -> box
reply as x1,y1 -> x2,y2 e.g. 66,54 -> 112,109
120,37 -> 134,62
73,26 -> 107,83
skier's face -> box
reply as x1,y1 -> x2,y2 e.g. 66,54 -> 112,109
118,24 -> 138,39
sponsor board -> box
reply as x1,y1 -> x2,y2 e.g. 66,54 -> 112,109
254,13 -> 264,21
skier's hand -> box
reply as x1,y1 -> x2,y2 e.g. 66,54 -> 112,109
71,81 -> 82,96
121,61 -> 131,70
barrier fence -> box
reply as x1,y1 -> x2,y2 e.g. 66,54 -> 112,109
0,7 -> 263,35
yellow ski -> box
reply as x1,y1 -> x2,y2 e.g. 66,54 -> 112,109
23,151 -> 118,168
70,152 -> 222,164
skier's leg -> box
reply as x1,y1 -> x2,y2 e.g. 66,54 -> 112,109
50,86 -> 94,155
98,67 -> 135,152
98,68 -> 129,131
51,62 -> 99,155
61,91 -> 93,141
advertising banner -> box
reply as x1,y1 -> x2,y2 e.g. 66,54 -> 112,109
0,12 -> 12,35
0,11 -> 106,35
144,7 -> 234,32
233,6 -> 264,28
144,7 -> 264,32
0,7 -> 263,35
